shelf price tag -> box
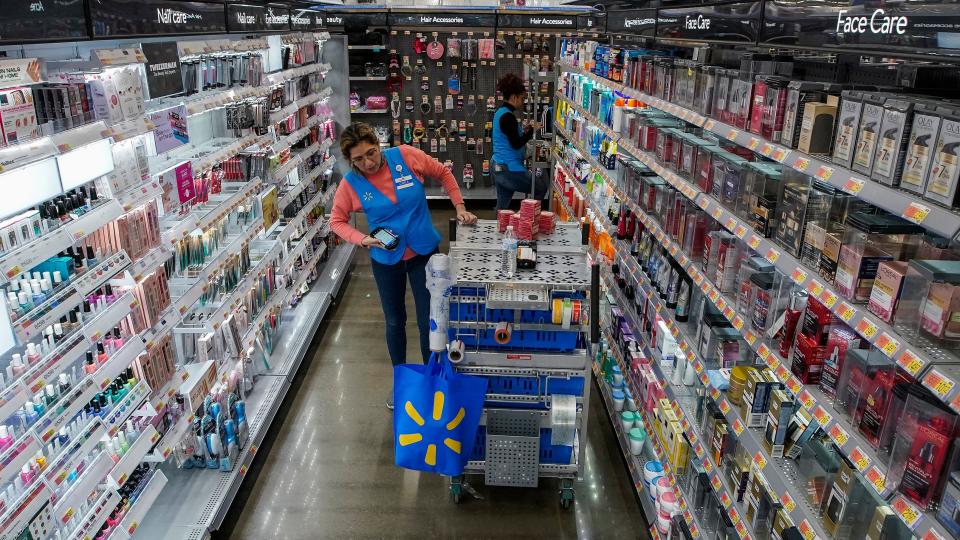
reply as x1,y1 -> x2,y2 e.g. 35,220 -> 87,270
798,520 -> 816,540
842,177 -> 865,195
727,129 -> 739,140
876,332 -> 900,358
787,377 -> 803,395
775,365 -> 790,383
703,458 -> 713,473
705,120 -> 716,130
790,267 -> 807,284
794,157 -> 810,171
760,143 -> 773,156
923,530 -> 948,540
849,446 -> 871,471
757,343 -> 771,360
812,405 -> 833,427
732,419 -> 745,436
866,466 -> 886,494
748,235 -> 761,250
745,331 -> 758,346
807,280 -> 825,297
728,507 -> 740,523
709,289 -> 720,303
766,355 -> 780,370
725,217 -> 736,231
765,247 -> 780,263
798,390 -> 815,410
815,165 -> 835,181
719,400 -> 731,415
748,138 -> 760,150
772,147 -> 788,161
695,442 -> 706,459
829,424 -> 849,447
719,491 -> 731,508
732,316 -> 745,331
818,289 -> 838,308
711,207 -> 723,221
780,492 -> 796,513
855,318 -> 879,340
734,224 -> 748,238
700,373 -> 710,386
892,496 -> 923,529
903,201 -> 931,225
837,302 -> 856,323
898,349 -> 924,377
924,368 -> 955,400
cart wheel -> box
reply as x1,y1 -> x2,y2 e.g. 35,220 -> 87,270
559,487 -> 575,509
450,476 -> 464,504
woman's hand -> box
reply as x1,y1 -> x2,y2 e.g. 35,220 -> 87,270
456,204 -> 478,225
361,235 -> 385,249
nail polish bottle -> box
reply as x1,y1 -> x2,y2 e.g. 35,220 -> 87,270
112,435 -> 125,456
66,310 -> 79,332
52,271 -> 63,288
44,385 -> 56,406
125,421 -> 137,445
82,352 -> 96,375
31,272 -> 41,281
116,433 -> 129,454
82,300 -> 92,322
17,291 -> 31,313
53,323 -> 64,344
20,463 -> 34,485
6,292 -> 22,319
85,246 -> 98,267
32,396 -> 45,417
40,278 -> 51,296
125,368 -> 135,389
41,271 -> 51,285
96,342 -> 107,365
29,279 -> 45,305
111,327 -> 124,351
104,284 -> 115,305
23,404 -> 37,426
25,344 -> 39,366
104,438 -> 118,463
17,279 -> 28,293
0,426 -> 12,453
58,374 -> 70,395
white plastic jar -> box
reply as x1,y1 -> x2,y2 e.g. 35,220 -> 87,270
612,389 -> 625,411
628,427 -> 646,455
620,410 -> 636,432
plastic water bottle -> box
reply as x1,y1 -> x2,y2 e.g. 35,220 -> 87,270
501,225 -> 518,277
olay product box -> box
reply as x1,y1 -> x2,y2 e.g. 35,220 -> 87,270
900,103 -> 943,195
872,99 -> 915,186
904,260 -> 960,343
925,109 -> 960,207
852,94 -> 887,176
797,100 -> 838,155
868,260 -> 909,323
833,91 -> 865,168
888,386 -> 959,510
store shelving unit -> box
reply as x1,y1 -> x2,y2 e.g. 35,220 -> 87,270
552,58 -> 960,537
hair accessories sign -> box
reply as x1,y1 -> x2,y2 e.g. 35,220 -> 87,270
497,13 -> 579,29
388,12 -> 497,27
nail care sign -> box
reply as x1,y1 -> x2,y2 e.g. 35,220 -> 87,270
149,105 -> 189,155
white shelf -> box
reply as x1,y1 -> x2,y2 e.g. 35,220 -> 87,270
161,178 -> 264,243
268,88 -> 332,124
65,488 -> 119,540
112,470 -> 168,540
109,425 -> 161,489
277,155 -> 337,209
348,76 -> 387,81
53,450 -> 115,527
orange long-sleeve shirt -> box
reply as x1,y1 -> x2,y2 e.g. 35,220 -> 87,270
329,145 -> 464,260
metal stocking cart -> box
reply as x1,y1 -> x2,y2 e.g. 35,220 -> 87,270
445,219 -> 599,508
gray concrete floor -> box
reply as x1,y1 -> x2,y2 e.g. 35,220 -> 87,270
222,208 -> 649,539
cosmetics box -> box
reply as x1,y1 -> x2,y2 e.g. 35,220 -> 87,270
834,213 -> 922,303
797,101 -> 838,155
740,368 -> 776,428
791,333 -> 827,385
872,99 -> 915,186
925,109 -> 960,207
0,87 -> 39,147
900,103 -> 943,195
711,418 -> 729,465
180,360 -> 216,415
901,260 -> 960,344
800,296 -> 834,346
771,508 -> 794,540
852,94 -> 888,176
868,261 -> 909,323
784,408 -> 818,459
794,434 -> 841,509
937,469 -> 960,538
764,388 -> 795,458
86,76 -> 125,124
833,91 -> 865,168
744,473 -> 773,531
886,386 -> 960,510
781,81 -> 826,149
819,325 -> 859,399
823,457 -> 875,539
665,421 -> 689,475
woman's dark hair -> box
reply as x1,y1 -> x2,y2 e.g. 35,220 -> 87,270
497,74 -> 526,101
340,122 -> 380,160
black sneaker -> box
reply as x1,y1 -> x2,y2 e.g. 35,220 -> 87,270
386,397 -> 394,410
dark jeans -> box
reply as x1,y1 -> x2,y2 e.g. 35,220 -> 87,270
371,250 -> 435,366
494,168 -> 548,210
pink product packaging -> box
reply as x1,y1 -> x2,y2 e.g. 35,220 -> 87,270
0,87 -> 39,146
868,261 -> 909,323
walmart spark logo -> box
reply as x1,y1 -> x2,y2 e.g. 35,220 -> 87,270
362,192 -> 374,202
398,391 -> 464,466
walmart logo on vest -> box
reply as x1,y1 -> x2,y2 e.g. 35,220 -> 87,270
398,391 -> 465,466
363,192 -> 373,202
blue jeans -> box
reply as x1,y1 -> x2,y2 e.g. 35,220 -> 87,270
371,250 -> 435,366
494,168 -> 548,210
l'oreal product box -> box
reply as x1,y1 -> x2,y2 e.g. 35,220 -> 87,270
872,99 -> 915,186
868,260 -> 909,323
784,408 -> 818,459
900,103 -> 944,195
764,388 -> 795,458
852,94 -> 888,176
925,109 -> 960,207
832,91 -> 865,167
798,99 -> 838,156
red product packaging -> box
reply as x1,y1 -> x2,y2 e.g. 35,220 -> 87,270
749,77 -> 768,135
819,325 -> 860,398
800,296 -> 835,346
791,333 -> 827,384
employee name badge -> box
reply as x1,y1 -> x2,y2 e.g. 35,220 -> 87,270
395,166 -> 415,190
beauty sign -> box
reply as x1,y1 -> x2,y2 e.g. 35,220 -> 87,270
149,104 -> 189,155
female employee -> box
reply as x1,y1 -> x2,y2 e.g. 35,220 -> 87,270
492,73 -> 545,210
330,123 -> 477,408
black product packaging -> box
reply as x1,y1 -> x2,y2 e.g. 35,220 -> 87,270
852,93 -> 888,176
833,91 -> 865,168
900,103 -> 943,195
780,81 -> 825,149
872,99 -> 915,187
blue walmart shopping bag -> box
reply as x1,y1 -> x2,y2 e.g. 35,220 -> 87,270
394,351 -> 487,476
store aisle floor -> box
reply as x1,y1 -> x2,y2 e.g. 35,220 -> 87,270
221,208 -> 649,540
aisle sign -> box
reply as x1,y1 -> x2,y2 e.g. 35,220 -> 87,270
1,0 -> 87,43
497,13 -> 578,29
90,0 -> 227,37
228,3 -> 267,33
389,11 -> 498,27
605,9 -> 656,36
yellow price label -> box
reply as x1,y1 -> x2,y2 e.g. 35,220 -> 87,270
725,217 -> 736,231
753,451 -> 767,470
699,373 -> 709,386
924,368 -> 955,399
856,318 -> 879,340
720,491 -> 731,508
732,419 -> 745,436
790,267 -> 807,284
829,424 -> 849,447
766,247 -> 780,263
719,400 -> 731,415
705,120 -> 716,130
758,343 -> 771,359
807,279 -> 825,297
866,466 -> 886,494
816,165 -> 835,180
899,349 -> 924,377
799,520 -> 816,540
837,302 -> 856,322
892,496 -> 922,529
734,224 -> 747,238
772,148 -> 787,161
728,507 -> 740,523
850,446 -> 871,471
819,289 -> 838,308
760,143 -> 773,156
903,201 -> 931,225
732,316 -> 745,331
794,157 -> 810,171
735,521 -> 748,538
712,207 -> 723,220
786,377 -> 802,394
745,331 -> 757,346
876,332 -> 900,357
813,405 -> 833,426
748,235 -> 761,250
780,492 -> 796,512
843,177 -> 865,194
748,138 -> 760,150
727,129 -> 739,140
798,390 -> 815,410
